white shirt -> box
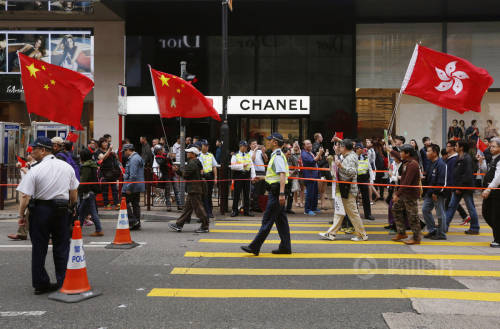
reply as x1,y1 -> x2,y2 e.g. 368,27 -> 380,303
250,149 -> 265,173
230,152 -> 256,179
17,155 -> 79,200
173,142 -> 181,162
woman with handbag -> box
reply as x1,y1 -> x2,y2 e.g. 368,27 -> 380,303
95,137 -> 121,210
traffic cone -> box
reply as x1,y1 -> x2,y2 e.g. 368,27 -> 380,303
105,197 -> 139,249
48,221 -> 101,303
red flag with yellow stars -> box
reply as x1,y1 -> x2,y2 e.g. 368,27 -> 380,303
19,53 -> 94,130
149,66 -> 221,121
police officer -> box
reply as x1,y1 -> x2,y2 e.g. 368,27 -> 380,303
199,140 -> 218,218
355,143 -> 375,220
230,141 -> 256,217
241,133 -> 291,255
16,137 -> 79,295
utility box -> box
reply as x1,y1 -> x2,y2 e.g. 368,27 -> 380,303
0,122 -> 21,165
31,122 -> 87,153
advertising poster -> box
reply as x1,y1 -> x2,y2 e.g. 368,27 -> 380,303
50,33 -> 92,75
6,33 -> 50,72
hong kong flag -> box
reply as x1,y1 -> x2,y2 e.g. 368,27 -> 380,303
19,53 -> 94,130
149,66 -> 220,121
401,44 -> 494,114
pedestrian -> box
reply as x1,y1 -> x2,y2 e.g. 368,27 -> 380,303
445,140 -> 480,235
140,136 -> 153,168
52,137 -> 80,181
78,148 -> 103,236
420,137 -> 432,181
373,139 -> 388,201
355,143 -> 374,220
312,133 -> 330,209
465,120 -> 480,144
173,136 -> 181,163
168,147 -> 210,233
199,140 -> 218,218
230,141 -> 256,217
301,139 -> 321,215
318,139 -> 368,241
155,146 -> 179,211
283,147 -> 296,214
386,149 -> 403,234
16,137 -> 79,294
215,139 -> 222,164
241,133 -> 291,255
391,144 -> 423,245
122,143 -> 145,231
448,119 -> 463,140
444,140 -> 471,226
95,137 -> 121,210
485,120 -> 499,139
422,144 -> 448,240
249,139 -> 268,212
291,141 -> 304,208
366,138 -> 380,204
480,137 -> 500,248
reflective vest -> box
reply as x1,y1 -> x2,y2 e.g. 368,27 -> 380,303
235,152 -> 252,171
358,157 -> 370,175
265,150 -> 289,184
199,152 -> 215,173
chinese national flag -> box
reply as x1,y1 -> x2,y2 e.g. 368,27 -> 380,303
477,138 -> 488,153
19,53 -> 94,130
149,66 -> 221,121
66,131 -> 79,142
401,44 -> 494,114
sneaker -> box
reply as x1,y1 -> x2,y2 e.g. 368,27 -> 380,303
195,228 -> 209,233
312,209 -> 321,213
461,216 -> 471,225
318,232 -> 335,241
351,234 -> 368,241
168,223 -> 182,232
84,219 -> 94,226
490,241 -> 500,248
430,234 -> 447,240
344,227 -> 355,234
304,211 -> 316,216
90,231 -> 104,237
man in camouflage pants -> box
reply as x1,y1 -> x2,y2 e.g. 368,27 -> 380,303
392,144 -> 422,245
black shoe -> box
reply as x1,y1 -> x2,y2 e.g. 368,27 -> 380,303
490,241 -> 500,248
423,231 -> 436,239
430,234 -> 447,240
272,249 -> 292,255
34,283 -> 59,295
384,225 -> 392,229
168,223 -> 182,232
243,212 -> 254,217
420,220 -> 426,229
365,216 -> 375,221
129,222 -> 141,231
231,211 -> 239,217
465,229 -> 479,235
177,206 -> 183,211
251,208 -> 262,213
329,221 -> 333,224
286,210 -> 295,214
208,214 -> 214,219
195,227 -> 209,233
240,246 -> 259,256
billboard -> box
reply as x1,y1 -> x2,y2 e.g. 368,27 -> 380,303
0,30 -> 93,79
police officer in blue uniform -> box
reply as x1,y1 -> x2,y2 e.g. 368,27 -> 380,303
16,137 -> 79,295
241,133 -> 292,255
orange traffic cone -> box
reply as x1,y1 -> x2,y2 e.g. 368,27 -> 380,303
48,221 -> 101,303
105,197 -> 139,249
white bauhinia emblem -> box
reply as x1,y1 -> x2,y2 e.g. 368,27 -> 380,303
435,61 -> 469,95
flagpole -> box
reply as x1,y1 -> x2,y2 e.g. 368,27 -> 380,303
147,65 -> 169,144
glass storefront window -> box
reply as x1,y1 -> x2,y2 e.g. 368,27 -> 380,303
277,118 -> 300,143
248,118 -> 271,148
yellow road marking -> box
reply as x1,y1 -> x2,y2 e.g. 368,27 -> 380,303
184,251 -> 500,261
170,267 -> 500,277
210,229 -> 492,236
215,223 -> 490,229
199,239 -> 491,247
148,288 -> 500,301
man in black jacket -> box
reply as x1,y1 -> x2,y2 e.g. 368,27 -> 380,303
481,137 -> 500,247
445,140 -> 480,234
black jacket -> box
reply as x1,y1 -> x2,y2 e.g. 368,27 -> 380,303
452,153 -> 474,192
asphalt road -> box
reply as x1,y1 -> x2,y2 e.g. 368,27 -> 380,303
1,202 -> 500,329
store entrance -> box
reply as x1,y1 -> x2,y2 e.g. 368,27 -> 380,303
240,117 -> 308,146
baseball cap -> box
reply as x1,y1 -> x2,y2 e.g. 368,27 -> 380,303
194,141 -> 203,149
200,139 -> 208,145
122,143 -> 135,151
186,147 -> 200,155
266,133 -> 284,142
239,140 -> 248,146
51,136 -> 64,145
29,137 -> 53,149
354,142 -> 364,149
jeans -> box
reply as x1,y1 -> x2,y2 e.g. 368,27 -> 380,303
165,179 -> 182,207
102,179 -> 119,206
304,180 -> 318,212
248,192 -> 291,252
422,195 -> 446,237
78,193 -> 102,232
445,191 -> 479,231
125,192 -> 141,226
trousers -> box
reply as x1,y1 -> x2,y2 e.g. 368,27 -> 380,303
176,194 -> 209,229
392,198 -> 421,237
358,181 -> 372,218
326,194 -> 366,237
422,195 -> 446,237
29,203 -> 70,289
483,197 -> 500,243
304,180 -> 318,212
248,192 -> 291,252
126,192 -> 141,226
203,172 -> 215,216
232,172 -> 251,212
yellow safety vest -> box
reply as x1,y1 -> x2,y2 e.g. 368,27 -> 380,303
235,152 -> 252,171
200,152 -> 214,173
358,157 -> 370,175
265,150 -> 289,184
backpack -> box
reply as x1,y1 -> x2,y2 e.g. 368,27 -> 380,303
57,151 -> 80,181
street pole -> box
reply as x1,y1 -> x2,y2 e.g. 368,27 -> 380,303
179,61 -> 187,205
219,0 -> 230,214
441,22 -> 448,147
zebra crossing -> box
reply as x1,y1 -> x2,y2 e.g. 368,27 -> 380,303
148,219 -> 500,303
